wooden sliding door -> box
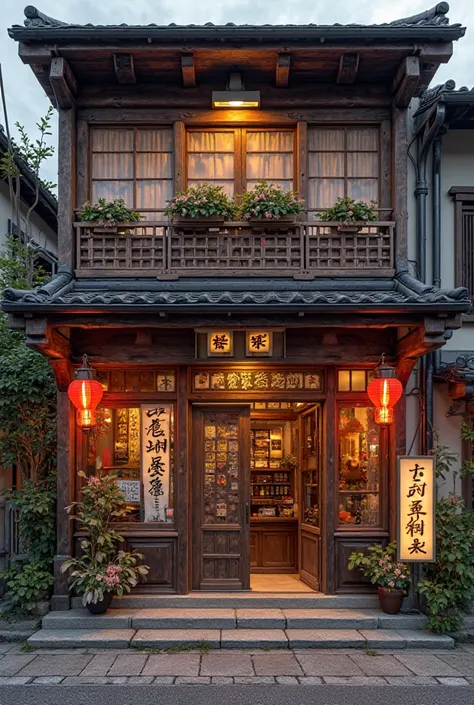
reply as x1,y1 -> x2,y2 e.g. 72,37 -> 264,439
192,405 -> 250,591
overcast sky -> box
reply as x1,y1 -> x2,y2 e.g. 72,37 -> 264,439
0,0 -> 473,185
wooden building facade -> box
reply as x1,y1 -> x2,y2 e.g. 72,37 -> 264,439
3,4 -> 472,607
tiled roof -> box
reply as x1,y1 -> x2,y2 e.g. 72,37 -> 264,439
9,3 -> 465,41
2,269 -> 470,314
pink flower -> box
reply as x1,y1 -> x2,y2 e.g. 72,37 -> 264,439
394,569 -> 401,576
379,560 -> 384,566
96,574 -> 103,581
388,581 -> 395,588
87,476 -> 100,487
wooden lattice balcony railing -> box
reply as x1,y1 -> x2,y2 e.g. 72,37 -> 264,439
74,220 -> 395,279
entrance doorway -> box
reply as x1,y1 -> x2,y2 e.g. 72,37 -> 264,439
192,401 -> 322,592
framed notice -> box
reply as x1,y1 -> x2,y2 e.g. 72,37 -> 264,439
397,456 -> 436,563
116,480 -> 141,504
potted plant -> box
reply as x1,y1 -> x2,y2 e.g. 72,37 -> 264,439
348,541 -> 410,614
240,181 -> 304,223
318,196 -> 377,233
165,184 -> 235,223
79,198 -> 143,234
61,469 -> 149,614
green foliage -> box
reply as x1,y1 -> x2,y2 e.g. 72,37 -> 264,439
318,196 -> 377,224
0,561 -> 54,615
62,469 -> 149,605
240,181 -> 304,220
418,494 -> 474,633
79,198 -> 143,225
460,421 -> 474,480
348,541 -> 410,591
165,184 -> 236,219
6,478 -> 56,562
0,233 -> 50,291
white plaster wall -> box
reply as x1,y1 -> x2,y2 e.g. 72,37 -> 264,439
0,179 -> 57,254
433,384 -> 463,498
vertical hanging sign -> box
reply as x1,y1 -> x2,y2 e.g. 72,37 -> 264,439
397,456 -> 436,562
141,404 -> 172,522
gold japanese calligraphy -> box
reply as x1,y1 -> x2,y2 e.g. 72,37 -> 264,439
193,369 -> 323,392
398,456 -> 435,562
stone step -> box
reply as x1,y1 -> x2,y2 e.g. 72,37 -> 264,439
28,628 -> 455,651
92,593 -> 380,610
43,608 -> 428,631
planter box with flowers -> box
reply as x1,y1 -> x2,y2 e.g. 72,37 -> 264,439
240,180 -> 304,225
61,469 -> 149,614
79,198 -> 143,234
348,541 -> 410,614
318,196 -> 377,233
165,184 -> 236,224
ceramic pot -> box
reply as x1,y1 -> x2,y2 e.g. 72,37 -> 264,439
174,215 -> 226,224
377,586 -> 404,615
330,224 -> 361,234
86,591 -> 113,615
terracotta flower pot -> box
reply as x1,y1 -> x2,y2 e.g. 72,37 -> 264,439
330,224 -> 361,234
173,215 -> 226,224
377,586 -> 404,615
86,591 -> 113,615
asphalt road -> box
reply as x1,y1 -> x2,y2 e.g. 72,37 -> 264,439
0,685 -> 473,705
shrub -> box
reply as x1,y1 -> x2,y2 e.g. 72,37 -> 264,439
318,196 -> 377,224
79,198 -> 142,225
348,541 -> 410,592
240,180 -> 304,220
418,494 -> 474,633
0,562 -> 54,615
165,184 -> 236,220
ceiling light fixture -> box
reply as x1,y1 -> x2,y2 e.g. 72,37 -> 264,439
212,71 -> 260,109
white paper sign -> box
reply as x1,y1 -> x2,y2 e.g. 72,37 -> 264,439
116,480 -> 141,504
141,404 -> 171,522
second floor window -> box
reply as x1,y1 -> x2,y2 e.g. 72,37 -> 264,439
90,128 -> 174,217
186,128 -> 295,196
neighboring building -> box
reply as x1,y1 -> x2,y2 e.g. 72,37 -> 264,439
408,84 -> 474,508
2,4 -> 471,606
0,126 -> 58,273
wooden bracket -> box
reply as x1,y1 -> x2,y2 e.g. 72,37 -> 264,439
395,315 -> 459,384
49,57 -> 77,109
336,54 -> 359,85
181,54 -> 196,87
392,56 -> 420,108
50,359 -> 74,391
113,54 -> 136,84
25,318 -> 72,360
276,54 -> 291,88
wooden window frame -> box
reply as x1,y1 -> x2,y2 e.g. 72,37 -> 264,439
184,126 -> 297,197
89,126 -> 173,216
450,187 -> 474,321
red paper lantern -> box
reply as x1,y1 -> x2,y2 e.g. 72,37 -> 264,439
68,355 -> 104,431
367,357 -> 403,426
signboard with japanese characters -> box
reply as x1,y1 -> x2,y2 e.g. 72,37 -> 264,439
246,331 -> 273,356
207,332 -> 233,357
141,404 -> 172,522
116,480 -> 141,504
397,456 -> 436,563
193,369 -> 323,392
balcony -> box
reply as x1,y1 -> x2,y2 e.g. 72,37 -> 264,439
74,220 -> 395,280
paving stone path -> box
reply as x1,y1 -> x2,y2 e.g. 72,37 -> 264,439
1,643 -> 474,686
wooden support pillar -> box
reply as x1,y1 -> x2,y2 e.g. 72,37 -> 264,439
58,108 -> 76,269
323,366 -> 336,594
51,389 -> 76,610
392,107 -> 408,271
176,366 -> 189,593
174,121 -> 186,194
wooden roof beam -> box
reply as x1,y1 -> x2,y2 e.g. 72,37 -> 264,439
49,57 -> 77,109
113,54 -> 136,84
276,53 -> 290,87
336,53 -> 359,85
181,54 -> 196,87
392,56 -> 420,107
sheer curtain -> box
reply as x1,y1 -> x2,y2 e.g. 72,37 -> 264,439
187,131 -> 235,197
246,130 -> 294,192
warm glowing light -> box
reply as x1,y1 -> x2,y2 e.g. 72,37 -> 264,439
398,456 -> 435,562
67,355 -> 104,432
367,359 -> 403,426
228,100 -> 244,107
212,99 -> 260,108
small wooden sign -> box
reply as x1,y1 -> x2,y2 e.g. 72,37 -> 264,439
116,480 -> 141,504
397,456 -> 436,563
246,331 -> 273,356
207,331 -> 233,357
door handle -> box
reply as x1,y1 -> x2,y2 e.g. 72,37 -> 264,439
245,502 -> 250,525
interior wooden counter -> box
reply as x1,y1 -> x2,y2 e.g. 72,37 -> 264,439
250,518 -> 298,573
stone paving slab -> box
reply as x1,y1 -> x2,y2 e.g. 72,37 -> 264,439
283,609 -> 378,630
350,653 -> 413,676
28,628 -> 135,648
396,629 -> 455,649
236,609 -> 285,629
18,654 -> 93,677
80,653 -> 117,676
221,629 -> 288,648
201,652 -> 254,676
142,654 -> 200,676
253,653 -> 303,676
323,676 -> 387,685
176,676 -> 211,684
377,613 -> 429,630
393,653 -> 462,676
436,677 -> 471,686
42,609 -> 136,630
295,653 -> 365,676
385,676 -> 438,685
132,608 -> 236,630
437,654 -> 474,675
0,676 -> 33,685
61,676 -> 129,685
0,654 -> 37,677
359,629 -> 407,649
132,629 -> 220,649
286,628 -> 365,649
108,653 -> 148,676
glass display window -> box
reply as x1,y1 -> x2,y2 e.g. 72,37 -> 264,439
338,406 -> 380,527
